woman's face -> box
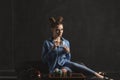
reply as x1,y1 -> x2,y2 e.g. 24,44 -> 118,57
52,24 -> 63,38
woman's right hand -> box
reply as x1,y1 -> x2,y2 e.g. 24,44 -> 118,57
52,40 -> 60,50
52,43 -> 58,50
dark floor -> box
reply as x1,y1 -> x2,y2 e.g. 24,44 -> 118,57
0,72 -> 120,80
0,73 -> 120,80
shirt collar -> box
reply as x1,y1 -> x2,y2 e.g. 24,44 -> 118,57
49,37 -> 65,42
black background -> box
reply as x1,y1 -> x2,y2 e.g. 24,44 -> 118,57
0,0 -> 120,74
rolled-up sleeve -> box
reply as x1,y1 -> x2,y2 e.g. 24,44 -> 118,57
65,40 -> 71,60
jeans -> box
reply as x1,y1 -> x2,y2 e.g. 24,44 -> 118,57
63,61 -> 96,76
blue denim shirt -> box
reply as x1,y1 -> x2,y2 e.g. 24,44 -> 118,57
41,37 -> 71,73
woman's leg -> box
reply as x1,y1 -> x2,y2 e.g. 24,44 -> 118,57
64,61 -> 104,79
61,66 -> 72,73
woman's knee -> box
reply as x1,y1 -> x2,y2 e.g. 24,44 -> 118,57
62,67 -> 72,73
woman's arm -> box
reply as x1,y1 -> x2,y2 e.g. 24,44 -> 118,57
41,40 -> 57,64
63,40 -> 71,60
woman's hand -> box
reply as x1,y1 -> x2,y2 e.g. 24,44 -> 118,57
52,43 -> 57,50
52,40 -> 60,50
63,46 -> 70,53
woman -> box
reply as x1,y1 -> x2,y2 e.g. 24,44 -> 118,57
41,16 -> 113,80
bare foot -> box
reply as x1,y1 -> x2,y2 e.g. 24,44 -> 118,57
95,72 -> 104,79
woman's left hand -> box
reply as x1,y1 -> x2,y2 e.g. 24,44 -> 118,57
63,46 -> 70,53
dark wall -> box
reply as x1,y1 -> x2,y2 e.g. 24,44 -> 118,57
14,0 -> 120,72
1,0 -> 120,73
0,0 -> 14,71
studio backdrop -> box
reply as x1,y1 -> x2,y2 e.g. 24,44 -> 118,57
0,0 -> 120,75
